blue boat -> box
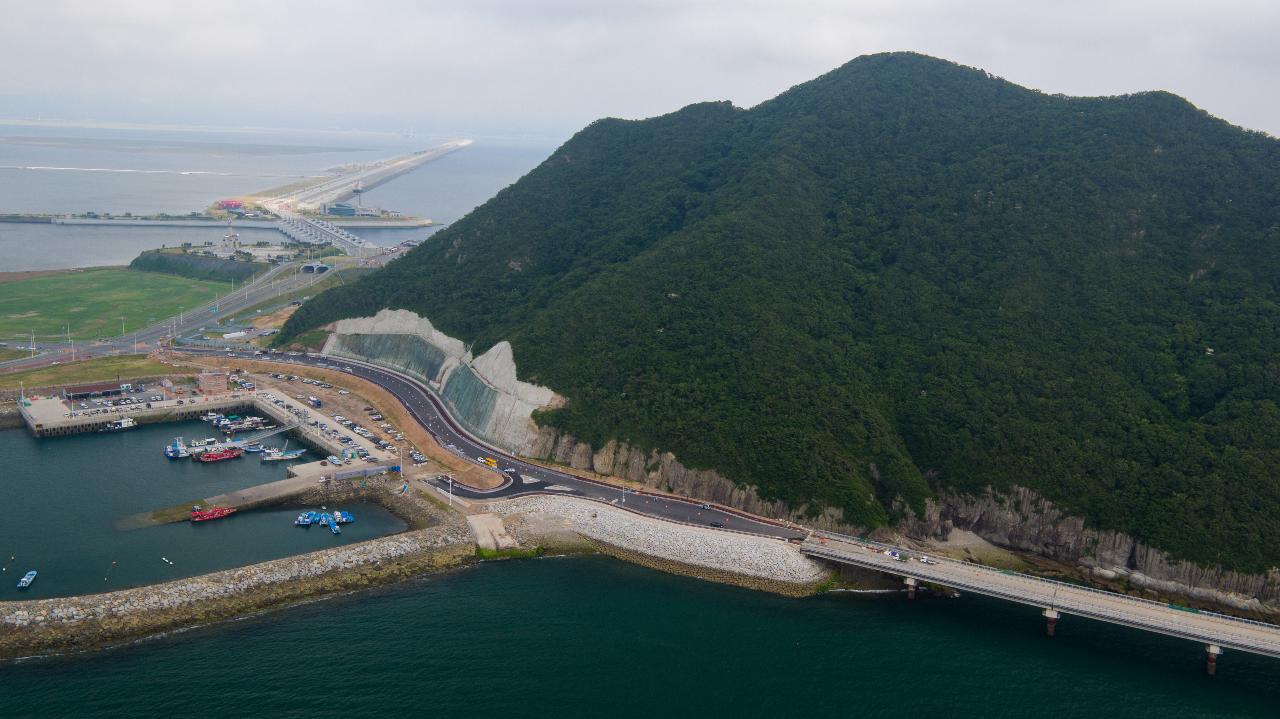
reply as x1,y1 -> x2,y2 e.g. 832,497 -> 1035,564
319,513 -> 332,527
293,512 -> 312,526
330,520 -> 341,535
164,437 -> 189,459
243,443 -> 266,453
17,570 -> 36,589
333,511 -> 354,524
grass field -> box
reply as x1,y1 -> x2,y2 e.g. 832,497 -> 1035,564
0,355 -> 185,391
0,347 -> 25,361
0,268 -> 230,342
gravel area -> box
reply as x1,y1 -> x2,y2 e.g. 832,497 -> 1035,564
490,495 -> 826,584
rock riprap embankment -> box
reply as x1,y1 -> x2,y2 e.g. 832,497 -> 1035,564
489,495 -> 827,585
2,524 -> 471,643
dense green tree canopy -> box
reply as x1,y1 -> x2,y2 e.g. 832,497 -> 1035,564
283,53 -> 1280,571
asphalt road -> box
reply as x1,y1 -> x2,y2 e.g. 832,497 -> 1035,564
0,261 -> 319,373
186,347 -> 805,541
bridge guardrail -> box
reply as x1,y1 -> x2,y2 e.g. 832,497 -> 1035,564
804,538 -> 1280,643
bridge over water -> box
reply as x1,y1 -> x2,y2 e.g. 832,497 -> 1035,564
802,535 -> 1280,673
276,214 -> 373,258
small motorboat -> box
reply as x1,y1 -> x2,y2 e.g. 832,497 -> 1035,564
294,512 -> 313,526
17,570 -> 36,589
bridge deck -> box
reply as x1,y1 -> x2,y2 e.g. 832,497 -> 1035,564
803,537 -> 1280,659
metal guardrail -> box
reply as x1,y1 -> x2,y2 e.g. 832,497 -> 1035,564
810,529 -> 1280,636
802,541 -> 1280,657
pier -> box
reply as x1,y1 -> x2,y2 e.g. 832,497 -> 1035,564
802,535 -> 1280,670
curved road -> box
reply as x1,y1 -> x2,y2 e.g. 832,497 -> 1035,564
184,347 -> 804,541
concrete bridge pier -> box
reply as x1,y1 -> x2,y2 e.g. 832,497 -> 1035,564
904,576 -> 918,599
1205,644 -> 1222,676
1043,608 -> 1060,637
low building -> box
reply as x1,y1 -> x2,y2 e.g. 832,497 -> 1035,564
62,381 -> 129,400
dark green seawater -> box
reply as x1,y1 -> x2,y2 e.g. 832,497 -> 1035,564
3,556 -> 1279,717
0,423 -> 404,598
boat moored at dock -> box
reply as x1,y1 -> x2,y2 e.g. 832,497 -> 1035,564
190,506 -> 237,522
196,447 -> 244,463
164,437 -> 190,459
101,417 -> 137,432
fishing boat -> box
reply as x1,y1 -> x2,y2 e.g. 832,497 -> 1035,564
200,412 -> 223,422
197,447 -> 243,463
16,570 -> 36,589
262,440 -> 305,462
294,512 -> 313,526
243,443 -> 266,453
190,506 -> 237,522
330,520 -> 341,535
164,437 -> 190,459
333,511 -> 354,524
188,437 -> 218,448
101,417 -> 137,432
262,448 -> 305,462
319,513 -> 332,527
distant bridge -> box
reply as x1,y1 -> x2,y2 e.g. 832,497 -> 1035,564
276,214 -> 373,258
802,535 -> 1280,672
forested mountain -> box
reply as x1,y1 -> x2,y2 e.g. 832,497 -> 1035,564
282,53 -> 1280,571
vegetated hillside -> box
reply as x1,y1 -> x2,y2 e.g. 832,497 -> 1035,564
129,250 -> 267,283
283,52 -> 1280,571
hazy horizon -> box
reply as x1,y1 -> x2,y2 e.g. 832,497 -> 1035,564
2,1 -> 1277,142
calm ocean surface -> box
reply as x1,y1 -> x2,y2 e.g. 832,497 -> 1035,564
4,556 -> 1279,718
0,423 -> 404,599
0,126 -> 552,271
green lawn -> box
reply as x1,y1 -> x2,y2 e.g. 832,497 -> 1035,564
0,355 -> 185,391
0,268 -> 230,342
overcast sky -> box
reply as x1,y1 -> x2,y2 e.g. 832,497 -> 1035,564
2,0 -> 1277,143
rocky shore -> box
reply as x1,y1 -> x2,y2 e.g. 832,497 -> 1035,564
488,495 -> 830,596
0,483 -> 473,661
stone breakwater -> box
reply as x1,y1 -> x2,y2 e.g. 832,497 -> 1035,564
0,523 -> 473,660
489,495 -> 829,595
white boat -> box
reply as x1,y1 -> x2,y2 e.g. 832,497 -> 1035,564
164,437 -> 189,459
188,437 -> 218,448
101,417 -> 137,432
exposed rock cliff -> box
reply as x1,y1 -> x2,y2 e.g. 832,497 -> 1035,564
527,426 -> 855,532
898,485 -> 1280,612
323,309 -> 561,454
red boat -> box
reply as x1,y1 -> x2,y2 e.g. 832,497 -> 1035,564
191,506 -> 237,522
197,447 -> 243,463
